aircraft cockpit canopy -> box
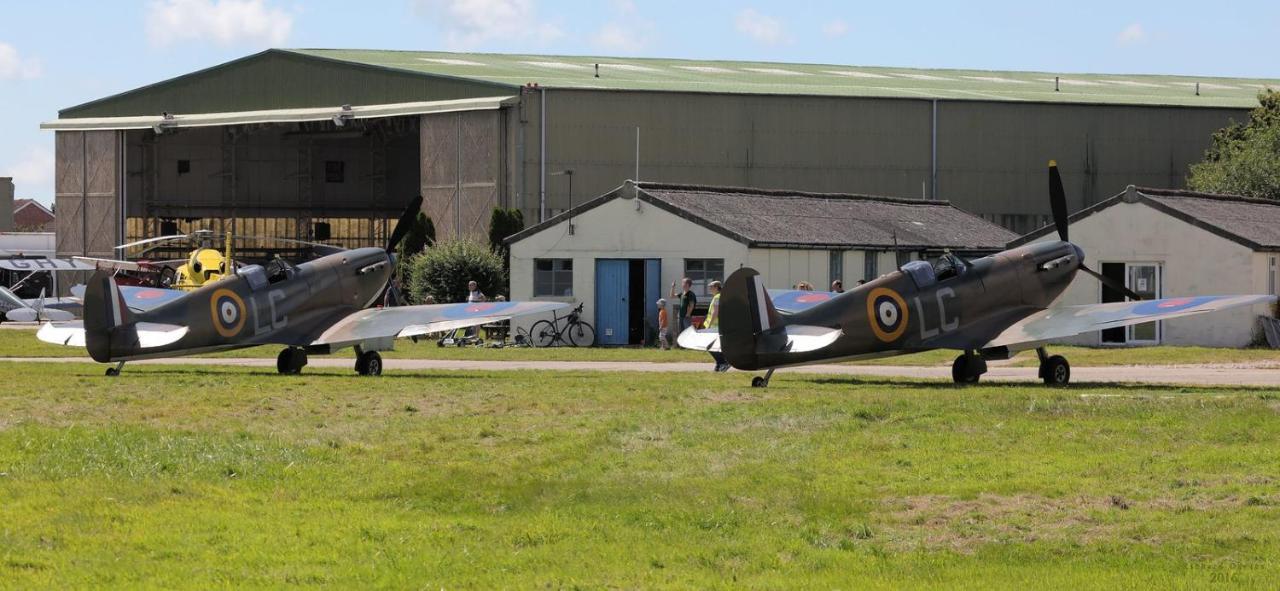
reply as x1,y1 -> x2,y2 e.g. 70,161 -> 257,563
901,260 -> 936,288
933,253 -> 967,282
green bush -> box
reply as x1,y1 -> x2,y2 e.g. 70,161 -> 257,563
488,207 -> 525,263
395,212 -> 435,292
406,240 -> 506,304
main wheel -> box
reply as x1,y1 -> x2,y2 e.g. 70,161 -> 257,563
567,321 -> 596,347
951,355 -> 980,384
356,351 -> 383,376
277,348 -> 306,375
530,320 -> 557,347
1041,355 -> 1070,386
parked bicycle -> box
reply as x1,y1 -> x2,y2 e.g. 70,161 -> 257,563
529,303 -> 596,347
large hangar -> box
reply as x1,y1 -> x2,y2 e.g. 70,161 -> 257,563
43,49 -> 1278,264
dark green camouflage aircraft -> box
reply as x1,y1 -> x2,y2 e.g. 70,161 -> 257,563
680,163 -> 1276,386
38,196 -> 567,376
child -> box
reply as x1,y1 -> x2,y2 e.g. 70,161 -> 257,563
656,298 -> 671,350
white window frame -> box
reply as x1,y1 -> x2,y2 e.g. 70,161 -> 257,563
533,258 -> 574,297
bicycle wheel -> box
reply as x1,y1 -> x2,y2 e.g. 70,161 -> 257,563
567,321 -> 596,347
530,320 -> 558,347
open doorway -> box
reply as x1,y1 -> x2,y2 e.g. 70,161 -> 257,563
1100,262 -> 1162,345
594,258 -> 661,345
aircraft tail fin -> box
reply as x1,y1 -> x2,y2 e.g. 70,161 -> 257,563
719,267 -> 788,370
83,270 -> 135,362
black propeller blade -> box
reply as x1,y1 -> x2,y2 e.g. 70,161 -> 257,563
1048,160 -> 1069,243
1079,264 -> 1145,301
386,195 -> 425,254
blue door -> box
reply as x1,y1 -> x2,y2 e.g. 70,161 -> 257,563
595,259 -> 630,345
643,259 -> 661,344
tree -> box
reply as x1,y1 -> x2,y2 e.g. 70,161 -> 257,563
1188,89 -> 1280,198
405,240 -> 506,304
487,207 -> 525,262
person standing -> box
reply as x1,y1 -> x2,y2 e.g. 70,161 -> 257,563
831,279 -> 844,293
702,280 -> 729,372
656,298 -> 671,350
467,280 -> 487,303
670,277 -> 697,334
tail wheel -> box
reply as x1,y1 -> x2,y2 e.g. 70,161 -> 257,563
530,320 -> 557,347
1041,355 -> 1070,386
567,321 -> 596,347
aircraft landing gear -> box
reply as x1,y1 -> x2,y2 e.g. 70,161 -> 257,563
1037,347 -> 1070,386
277,347 -> 307,375
751,368 -> 776,388
105,361 -> 125,377
355,350 -> 383,376
951,351 -> 987,384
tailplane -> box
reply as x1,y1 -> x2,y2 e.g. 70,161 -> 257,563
719,267 -> 841,370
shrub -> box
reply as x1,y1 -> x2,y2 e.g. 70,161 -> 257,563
406,240 -> 506,304
395,212 -> 435,291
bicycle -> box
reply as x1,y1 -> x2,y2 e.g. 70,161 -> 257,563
529,303 -> 596,347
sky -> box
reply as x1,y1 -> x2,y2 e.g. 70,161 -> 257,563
2,0 -> 1279,206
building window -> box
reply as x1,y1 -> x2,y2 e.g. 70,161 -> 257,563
176,159 -> 191,175
325,161 -> 345,183
864,251 -> 878,281
829,251 -> 843,285
534,259 -> 573,297
684,258 -> 724,297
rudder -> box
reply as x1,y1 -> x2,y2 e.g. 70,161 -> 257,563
83,271 -> 134,362
719,267 -> 787,370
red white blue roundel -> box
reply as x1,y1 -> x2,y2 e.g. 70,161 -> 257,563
442,301 -> 517,319
1132,296 -> 1218,316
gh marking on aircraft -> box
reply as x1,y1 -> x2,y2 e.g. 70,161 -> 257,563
680,163 -> 1277,387
37,196 -> 568,376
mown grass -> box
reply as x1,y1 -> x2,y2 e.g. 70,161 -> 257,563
3,326 -> 1280,367
1,362 -> 1279,587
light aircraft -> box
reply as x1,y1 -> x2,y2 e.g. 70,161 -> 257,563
37,196 -> 568,376
0,257 -> 96,321
681,163 -> 1277,386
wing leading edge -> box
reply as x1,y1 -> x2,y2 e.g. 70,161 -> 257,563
984,295 -> 1277,350
310,301 -> 571,349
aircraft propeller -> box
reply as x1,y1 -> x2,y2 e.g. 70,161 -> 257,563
385,195 -> 425,254
1048,161 -> 1144,301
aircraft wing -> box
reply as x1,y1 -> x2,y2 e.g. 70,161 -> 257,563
0,258 -> 96,272
767,289 -> 839,313
984,295 -> 1277,350
118,286 -> 186,312
309,301 -> 570,348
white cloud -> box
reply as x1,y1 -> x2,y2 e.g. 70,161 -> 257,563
592,23 -> 644,53
6,146 -> 54,196
822,19 -> 849,38
146,0 -> 294,47
735,8 -> 785,45
1116,23 -> 1146,46
0,43 -> 42,80
414,0 -> 563,49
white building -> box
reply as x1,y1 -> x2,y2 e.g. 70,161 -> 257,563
507,181 -> 1016,345
1013,186 -> 1280,347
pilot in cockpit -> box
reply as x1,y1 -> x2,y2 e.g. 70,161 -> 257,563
934,251 -> 966,282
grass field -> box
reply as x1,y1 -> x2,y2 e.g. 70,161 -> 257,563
3,326 -> 1280,367
1,361 -> 1279,587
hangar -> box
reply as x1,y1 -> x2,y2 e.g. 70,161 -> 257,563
506,181 -> 1016,345
43,49 -> 1277,267
1014,186 -> 1280,347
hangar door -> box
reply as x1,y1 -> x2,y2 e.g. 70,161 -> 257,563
420,109 -> 506,242
595,259 -> 661,346
55,130 -> 122,261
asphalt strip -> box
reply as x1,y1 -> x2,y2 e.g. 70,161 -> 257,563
1,356 -> 1278,387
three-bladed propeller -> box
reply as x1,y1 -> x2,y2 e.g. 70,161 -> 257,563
1048,161 -> 1144,301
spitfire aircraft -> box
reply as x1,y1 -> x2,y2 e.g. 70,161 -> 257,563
681,163 -> 1277,387
37,196 -> 568,376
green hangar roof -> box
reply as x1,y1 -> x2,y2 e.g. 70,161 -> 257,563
59,48 -> 1279,119
289,49 -> 1277,107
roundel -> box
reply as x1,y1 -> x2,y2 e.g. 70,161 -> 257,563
209,288 -> 246,338
866,287 -> 909,342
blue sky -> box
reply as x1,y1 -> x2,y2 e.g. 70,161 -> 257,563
3,0 -> 1278,205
